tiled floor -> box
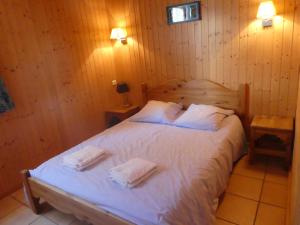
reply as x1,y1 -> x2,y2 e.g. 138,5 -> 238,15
0,154 -> 288,225
0,189 -> 89,225
216,155 -> 288,225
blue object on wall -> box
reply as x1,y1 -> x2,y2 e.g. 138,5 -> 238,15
0,78 -> 14,113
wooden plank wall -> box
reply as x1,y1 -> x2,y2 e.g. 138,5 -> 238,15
1,0 -> 300,199
107,0 -> 300,117
0,0 -> 118,198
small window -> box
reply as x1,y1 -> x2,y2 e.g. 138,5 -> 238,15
167,1 -> 201,25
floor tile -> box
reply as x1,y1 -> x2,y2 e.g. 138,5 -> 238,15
217,193 -> 258,225
70,219 -> 91,225
233,155 -> 266,179
0,205 -> 39,225
0,196 -> 22,219
255,203 -> 286,225
261,182 -> 287,208
11,188 -> 28,205
43,208 -> 76,225
30,216 -> 57,225
226,174 -> 263,201
265,161 -> 288,185
215,218 -> 236,225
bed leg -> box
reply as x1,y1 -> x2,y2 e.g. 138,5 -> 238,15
21,170 -> 41,214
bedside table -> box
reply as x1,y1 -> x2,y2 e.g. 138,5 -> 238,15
105,105 -> 140,128
250,115 -> 294,167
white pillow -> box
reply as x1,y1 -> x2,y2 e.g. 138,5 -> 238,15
130,100 -> 182,124
173,104 -> 234,131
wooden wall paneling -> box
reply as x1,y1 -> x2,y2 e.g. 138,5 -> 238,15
96,0 -> 117,109
194,14 -> 202,80
279,0 -> 296,116
82,0 -> 107,133
139,0 -> 153,86
239,0 -> 249,86
230,0 -> 240,90
261,28 -> 274,115
165,0 -> 175,80
27,0 -> 66,154
109,0 -> 300,116
49,0 -> 89,145
145,0 -> 157,85
247,0 -> 259,115
11,0 -> 62,163
155,0 -> 167,83
201,0 -> 210,80
76,0 -> 100,135
89,0 -> 107,112
215,0 -> 224,85
254,21 -> 264,115
132,1 -> 147,86
287,0 -> 300,115
125,0 -> 142,104
149,0 -> 159,84
128,0 -> 144,89
208,0 -> 217,82
0,0 -> 117,197
270,0 -> 285,115
223,0 -> 232,87
181,12 -> 190,81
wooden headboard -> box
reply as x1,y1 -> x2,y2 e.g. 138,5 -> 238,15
141,79 -> 250,129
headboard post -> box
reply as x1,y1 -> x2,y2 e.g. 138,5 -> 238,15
141,83 -> 148,106
239,83 -> 250,137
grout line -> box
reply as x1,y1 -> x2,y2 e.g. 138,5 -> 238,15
231,172 -> 265,181
216,217 -> 239,225
42,215 -> 62,225
232,172 -> 265,181
225,192 -> 260,203
0,197 -> 23,220
29,216 -> 42,225
252,161 -> 267,225
10,195 -> 29,208
259,201 -> 287,209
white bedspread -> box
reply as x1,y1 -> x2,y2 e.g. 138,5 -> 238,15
30,115 -> 245,225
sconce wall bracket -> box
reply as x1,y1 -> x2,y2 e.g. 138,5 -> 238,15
262,19 -> 273,28
120,38 -> 127,45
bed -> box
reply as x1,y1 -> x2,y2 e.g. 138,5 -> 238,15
22,79 -> 249,225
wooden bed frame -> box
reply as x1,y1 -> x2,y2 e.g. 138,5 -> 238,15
22,79 -> 249,225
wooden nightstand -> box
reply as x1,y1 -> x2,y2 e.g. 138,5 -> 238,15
105,105 -> 140,128
250,115 -> 294,167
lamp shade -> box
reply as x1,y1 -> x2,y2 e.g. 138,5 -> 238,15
116,82 -> 129,94
110,28 -> 127,40
257,1 -> 276,19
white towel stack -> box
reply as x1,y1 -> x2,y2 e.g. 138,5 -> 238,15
109,158 -> 157,188
63,146 -> 106,171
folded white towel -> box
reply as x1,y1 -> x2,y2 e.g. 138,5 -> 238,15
109,158 -> 157,188
63,146 -> 106,171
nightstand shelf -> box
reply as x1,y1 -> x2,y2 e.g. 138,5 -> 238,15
250,115 -> 294,167
105,105 -> 140,128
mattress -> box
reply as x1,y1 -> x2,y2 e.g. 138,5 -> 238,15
30,115 -> 245,225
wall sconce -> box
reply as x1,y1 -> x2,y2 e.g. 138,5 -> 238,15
257,1 -> 276,27
110,28 -> 127,44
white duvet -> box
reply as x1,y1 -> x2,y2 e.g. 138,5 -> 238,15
30,115 -> 245,225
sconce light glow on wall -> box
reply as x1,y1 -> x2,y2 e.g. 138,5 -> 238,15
110,28 -> 127,44
257,1 -> 276,27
